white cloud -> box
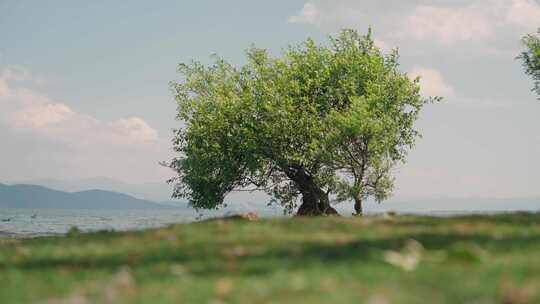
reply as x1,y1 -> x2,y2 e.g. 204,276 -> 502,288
406,5 -> 493,45
0,66 -> 169,182
405,0 -> 540,45
288,2 -> 321,25
0,66 -> 25,98
1,65 -> 31,82
288,0 -> 540,47
13,103 -> 74,128
0,66 -> 160,146
409,67 -> 454,97
506,0 -> 540,29
110,117 -> 159,143
0,78 -> 9,98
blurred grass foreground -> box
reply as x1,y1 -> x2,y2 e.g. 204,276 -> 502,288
1,213 -> 540,303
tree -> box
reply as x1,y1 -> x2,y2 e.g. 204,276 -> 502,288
167,29 -> 435,216
519,29 -> 540,98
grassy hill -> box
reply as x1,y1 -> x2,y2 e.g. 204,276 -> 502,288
1,213 -> 539,303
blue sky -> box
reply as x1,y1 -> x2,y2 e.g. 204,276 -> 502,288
0,1 -> 314,129
1,0 -> 540,200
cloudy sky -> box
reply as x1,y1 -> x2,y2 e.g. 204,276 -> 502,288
1,0 -> 539,199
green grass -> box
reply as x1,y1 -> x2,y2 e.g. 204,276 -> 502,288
1,213 -> 540,303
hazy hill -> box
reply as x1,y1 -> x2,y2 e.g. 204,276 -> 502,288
2,181 -> 538,213
11,177 -> 173,202
0,183 -> 180,210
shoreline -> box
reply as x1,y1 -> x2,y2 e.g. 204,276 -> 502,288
2,212 -> 539,303
1,210 -> 538,239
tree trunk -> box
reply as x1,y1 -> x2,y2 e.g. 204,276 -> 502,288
288,168 -> 339,216
354,196 -> 363,216
296,189 -> 338,216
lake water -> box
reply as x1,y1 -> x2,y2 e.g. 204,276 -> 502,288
0,208 -> 199,238
1,206 -> 534,238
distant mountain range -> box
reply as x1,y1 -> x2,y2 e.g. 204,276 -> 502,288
9,177 -> 174,202
0,183 -> 183,210
1,178 -> 539,213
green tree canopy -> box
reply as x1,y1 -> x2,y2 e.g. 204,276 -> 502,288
168,29 -> 436,216
519,29 -> 540,98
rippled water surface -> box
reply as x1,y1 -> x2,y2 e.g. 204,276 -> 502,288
0,208 -> 197,237
1,206 -> 527,238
